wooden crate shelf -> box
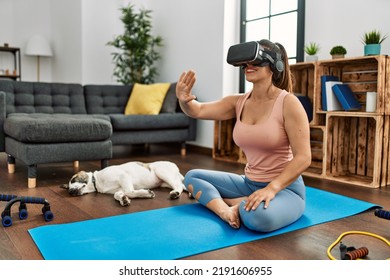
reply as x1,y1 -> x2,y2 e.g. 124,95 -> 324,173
213,55 -> 390,188
307,125 -> 325,177
213,119 -> 246,164
316,55 -> 387,114
325,114 -> 384,188
290,61 -> 322,125
381,115 -> 390,186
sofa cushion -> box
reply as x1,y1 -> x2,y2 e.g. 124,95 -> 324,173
109,113 -> 190,131
0,80 -> 87,115
5,137 -> 112,166
84,83 -> 179,115
84,84 -> 133,114
124,83 -> 171,115
160,83 -> 179,113
4,113 -> 112,143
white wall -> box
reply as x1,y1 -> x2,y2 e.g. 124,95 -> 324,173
128,0 -> 240,148
81,0 -> 121,84
0,0 -> 15,72
305,0 -> 390,60
50,0 -> 82,83
0,0 -> 52,81
0,0 -> 389,148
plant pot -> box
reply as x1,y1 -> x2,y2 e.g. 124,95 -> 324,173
306,55 -> 318,62
331,54 -> 344,59
364,44 -> 381,56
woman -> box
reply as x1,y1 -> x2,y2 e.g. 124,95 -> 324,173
176,39 -> 311,232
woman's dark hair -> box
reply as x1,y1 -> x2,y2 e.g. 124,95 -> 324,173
259,40 -> 293,92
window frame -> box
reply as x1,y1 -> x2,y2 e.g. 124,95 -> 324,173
239,0 -> 305,92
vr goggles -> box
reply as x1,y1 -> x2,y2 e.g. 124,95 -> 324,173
226,41 -> 284,73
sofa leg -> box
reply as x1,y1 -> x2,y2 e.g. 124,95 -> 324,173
28,165 -> 37,188
28,178 -> 37,189
7,154 -> 15,174
181,143 -> 186,157
101,159 -> 109,169
73,161 -> 80,169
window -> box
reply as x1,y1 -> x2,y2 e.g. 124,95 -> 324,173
240,0 -> 305,91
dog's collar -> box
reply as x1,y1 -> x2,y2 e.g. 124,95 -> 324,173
92,173 -> 98,191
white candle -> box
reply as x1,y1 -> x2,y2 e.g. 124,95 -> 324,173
366,92 -> 377,112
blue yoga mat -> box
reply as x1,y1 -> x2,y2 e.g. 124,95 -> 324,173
28,187 -> 380,260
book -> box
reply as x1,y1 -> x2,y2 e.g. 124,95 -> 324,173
325,81 -> 343,111
321,75 -> 339,111
332,84 -> 362,111
295,93 -> 313,122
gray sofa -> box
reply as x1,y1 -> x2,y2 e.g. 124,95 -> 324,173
0,80 -> 196,188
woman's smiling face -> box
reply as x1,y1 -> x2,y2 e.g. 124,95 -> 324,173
244,64 -> 272,83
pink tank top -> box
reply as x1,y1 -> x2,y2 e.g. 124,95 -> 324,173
233,90 -> 293,182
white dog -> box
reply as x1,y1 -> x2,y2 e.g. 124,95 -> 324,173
61,161 -> 186,206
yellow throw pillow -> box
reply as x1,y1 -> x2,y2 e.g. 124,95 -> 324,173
124,83 -> 171,115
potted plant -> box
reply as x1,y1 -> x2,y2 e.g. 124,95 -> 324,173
107,4 -> 163,84
330,45 -> 347,59
362,30 -> 388,56
304,42 -> 320,62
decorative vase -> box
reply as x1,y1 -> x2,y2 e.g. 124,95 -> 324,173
306,55 -> 318,62
364,44 -> 381,56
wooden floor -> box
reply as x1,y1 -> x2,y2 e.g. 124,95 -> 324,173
0,144 -> 389,260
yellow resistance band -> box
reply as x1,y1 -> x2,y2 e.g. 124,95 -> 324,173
327,230 -> 390,260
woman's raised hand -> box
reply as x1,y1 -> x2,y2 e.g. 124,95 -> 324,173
176,70 -> 197,104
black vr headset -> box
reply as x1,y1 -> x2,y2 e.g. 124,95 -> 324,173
226,41 -> 284,73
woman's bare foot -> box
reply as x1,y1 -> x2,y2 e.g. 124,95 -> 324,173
219,204 -> 241,229
206,199 -> 241,229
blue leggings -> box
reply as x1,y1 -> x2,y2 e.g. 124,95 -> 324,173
184,169 -> 306,232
